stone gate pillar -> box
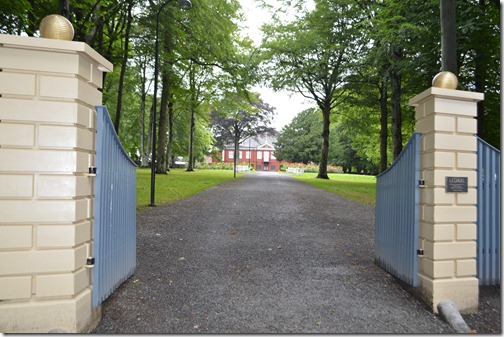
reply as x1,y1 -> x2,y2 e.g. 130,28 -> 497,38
0,34 -> 112,332
409,83 -> 484,313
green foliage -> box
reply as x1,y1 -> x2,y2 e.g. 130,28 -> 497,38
274,108 -> 322,164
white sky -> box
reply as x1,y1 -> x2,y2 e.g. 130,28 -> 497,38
238,0 -> 316,131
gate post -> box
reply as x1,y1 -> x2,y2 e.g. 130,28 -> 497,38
0,34 -> 112,332
409,83 -> 483,313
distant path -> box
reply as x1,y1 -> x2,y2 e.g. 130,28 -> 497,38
93,172 -> 451,333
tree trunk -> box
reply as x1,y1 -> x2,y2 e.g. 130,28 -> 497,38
187,110 -> 196,171
317,104 -> 331,179
59,0 -> 70,18
233,124 -> 239,178
475,0 -> 486,138
156,71 -> 169,174
187,64 -> 196,172
140,95 -> 149,167
166,101 -> 174,170
379,74 -> 389,173
114,1 -> 134,134
440,0 -> 458,75
390,47 -> 403,160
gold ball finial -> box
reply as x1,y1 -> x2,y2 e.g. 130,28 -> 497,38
39,14 -> 74,41
432,71 -> 458,90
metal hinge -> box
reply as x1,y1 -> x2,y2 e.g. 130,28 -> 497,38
89,167 -> 97,174
418,180 -> 425,188
417,249 -> 424,256
85,257 -> 95,268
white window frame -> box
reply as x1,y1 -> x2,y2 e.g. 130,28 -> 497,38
257,151 -> 262,159
228,150 -> 234,159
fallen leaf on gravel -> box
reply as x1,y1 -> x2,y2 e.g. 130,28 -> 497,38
133,279 -> 139,284
468,330 -> 477,334
236,268 -> 241,273
229,232 -> 237,235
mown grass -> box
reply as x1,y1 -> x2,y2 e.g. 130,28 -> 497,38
292,173 -> 377,205
136,168 -> 239,212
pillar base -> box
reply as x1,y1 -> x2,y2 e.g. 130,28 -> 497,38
417,275 -> 479,313
0,288 -> 101,333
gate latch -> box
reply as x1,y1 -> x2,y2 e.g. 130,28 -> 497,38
85,257 -> 95,268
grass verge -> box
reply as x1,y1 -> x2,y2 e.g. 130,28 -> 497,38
292,173 -> 376,205
136,168 -> 238,212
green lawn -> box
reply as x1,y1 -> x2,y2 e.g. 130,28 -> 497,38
136,168 -> 239,212
292,173 -> 376,205
136,169 -> 376,212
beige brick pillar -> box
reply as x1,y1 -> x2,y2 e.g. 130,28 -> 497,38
409,87 -> 484,313
0,34 -> 112,332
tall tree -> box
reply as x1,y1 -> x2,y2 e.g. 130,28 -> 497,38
114,0 -> 135,134
274,108 -> 322,164
211,93 -> 275,178
261,0 -> 364,179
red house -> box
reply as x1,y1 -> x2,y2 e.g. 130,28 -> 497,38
221,134 -> 281,172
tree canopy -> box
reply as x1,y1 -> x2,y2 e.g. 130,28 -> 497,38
1,0 -> 499,177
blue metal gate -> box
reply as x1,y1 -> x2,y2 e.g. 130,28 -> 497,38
477,138 -> 501,286
93,105 -> 137,307
375,133 -> 421,287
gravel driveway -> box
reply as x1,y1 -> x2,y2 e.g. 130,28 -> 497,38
92,172 -> 483,333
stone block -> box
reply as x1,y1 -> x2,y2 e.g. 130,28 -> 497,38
0,276 -> 32,300
39,76 -> 101,106
37,221 -> 91,248
456,259 -> 476,277
0,245 -> 87,275
0,149 -> 90,173
0,123 -> 35,147
35,268 -> 90,297
430,241 -> 476,260
38,125 -> 94,151
0,225 -> 32,249
421,151 -> 455,170
456,223 -> 477,241
0,72 -> 36,96
423,133 -> 477,152
421,188 -> 455,205
423,205 -> 477,223
0,174 -> 33,198
456,153 -> 477,170
37,175 -> 92,199
418,275 -> 479,313
0,288 -> 100,333
416,114 -> 455,133
0,98 -> 95,128
0,47 -> 80,75
457,117 -> 477,134
0,199 -> 89,223
421,259 -> 454,279
420,223 -> 455,241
